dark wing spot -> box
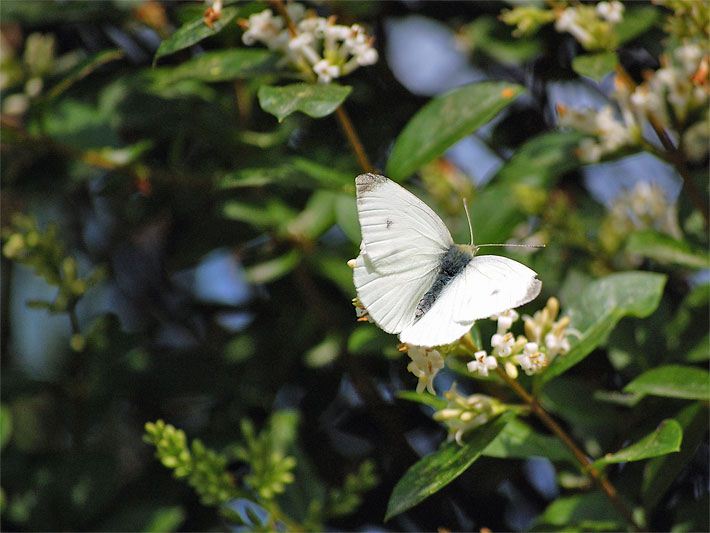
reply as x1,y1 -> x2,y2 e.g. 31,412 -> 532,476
386,218 -> 393,229
355,173 -> 388,193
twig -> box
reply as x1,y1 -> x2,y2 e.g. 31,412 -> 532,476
268,0 -> 375,174
615,65 -> 708,226
495,367 -> 641,531
459,334 -> 640,531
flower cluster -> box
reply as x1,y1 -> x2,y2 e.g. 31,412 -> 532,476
600,181 -> 683,254
433,383 -> 507,444
405,344 -> 445,395
239,3 -> 378,83
467,298 -> 575,378
501,1 -> 624,51
2,214 -> 105,316
557,104 -> 638,163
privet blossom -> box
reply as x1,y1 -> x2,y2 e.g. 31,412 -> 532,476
239,3 -> 378,83
433,384 -> 507,444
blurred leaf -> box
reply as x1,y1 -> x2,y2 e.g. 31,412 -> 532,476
154,7 -> 239,63
222,198 -> 296,229
0,404 -> 12,450
143,506 -> 185,532
495,131 -> 583,187
84,140 -> 153,167
592,419 -> 682,468
685,334 -> 709,362
483,417 -> 575,463
643,403 -> 707,510
540,272 -> 667,385
459,16 -> 542,65
286,190 -> 336,242
396,390 -> 447,410
163,49 -> 278,83
43,98 -> 119,149
221,157 -> 353,191
310,252 -> 353,294
385,412 -> 512,521
535,491 -> 622,531
623,365 -> 710,401
243,250 -> 302,284
626,231 -> 709,269
304,333 -> 341,367
616,6 -> 660,44
334,194 -> 360,244
46,49 -> 124,100
347,325 -> 396,356
572,52 -> 618,81
258,83 -> 352,122
386,82 -> 524,180
541,377 -> 619,429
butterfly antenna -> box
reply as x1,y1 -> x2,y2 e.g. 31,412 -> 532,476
462,198 -> 474,246
477,243 -> 546,249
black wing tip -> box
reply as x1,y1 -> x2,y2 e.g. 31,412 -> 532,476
355,173 -> 388,193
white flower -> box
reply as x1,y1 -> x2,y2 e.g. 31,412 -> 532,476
407,345 -> 445,394
491,332 -> 515,357
242,9 -> 284,47
545,331 -> 570,358
596,1 -> 624,24
515,342 -> 548,375
491,309 -> 519,333
355,46 -> 378,66
555,8 -> 594,49
314,59 -> 340,83
467,350 -> 498,377
674,43 -> 703,75
578,137 -> 604,163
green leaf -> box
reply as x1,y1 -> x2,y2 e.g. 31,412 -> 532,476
535,491 -> 623,531
572,52 -> 618,81
643,403 -> 708,510
258,83 -> 352,122
592,419 -> 682,468
334,194 -> 360,244
220,158 -> 353,191
46,49 -> 124,100
0,404 -> 12,450
626,230 -> 709,269
396,391 -> 447,411
495,131 -> 583,187
163,49 -> 277,83
286,190 -> 336,241
386,82 -> 524,181
243,250 -> 302,284
540,272 -> 667,385
143,506 -> 185,532
616,6 -> 660,45
304,333 -> 341,367
347,325 -> 397,356
686,334 -> 709,362
623,365 -> 710,401
154,6 -> 239,63
459,16 -> 542,65
222,198 -> 296,230
483,418 -> 575,463
385,412 -> 512,521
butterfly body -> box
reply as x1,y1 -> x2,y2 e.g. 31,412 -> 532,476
353,173 -> 541,347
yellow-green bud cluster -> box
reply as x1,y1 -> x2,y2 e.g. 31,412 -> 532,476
433,383 -> 508,444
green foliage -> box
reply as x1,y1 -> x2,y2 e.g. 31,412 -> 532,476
3,0 -> 708,531
143,420 -> 238,507
623,365 -> 710,401
540,272 -> 667,386
385,412 -> 513,521
258,83 -> 353,122
386,82 -> 524,180
2,214 -> 104,316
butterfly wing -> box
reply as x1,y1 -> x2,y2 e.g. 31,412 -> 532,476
399,254 -> 541,347
355,173 -> 453,274
353,173 -> 452,334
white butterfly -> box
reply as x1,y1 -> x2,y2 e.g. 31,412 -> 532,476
352,173 -> 542,348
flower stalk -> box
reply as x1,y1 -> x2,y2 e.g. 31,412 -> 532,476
459,332 -> 641,531
267,0 -> 375,173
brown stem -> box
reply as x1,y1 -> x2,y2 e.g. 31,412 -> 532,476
494,366 -> 641,531
615,65 -> 708,226
268,0 -> 375,174
335,106 -> 374,173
